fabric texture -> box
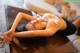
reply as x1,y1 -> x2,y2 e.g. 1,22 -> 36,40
57,18 -> 77,36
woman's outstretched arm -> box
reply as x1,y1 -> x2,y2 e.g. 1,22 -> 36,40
10,12 -> 37,32
14,27 -> 59,38
14,18 -> 66,38
4,12 -> 37,43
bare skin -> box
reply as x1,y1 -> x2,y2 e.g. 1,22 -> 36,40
4,12 -> 80,44
4,12 -> 67,43
4,0 -> 80,44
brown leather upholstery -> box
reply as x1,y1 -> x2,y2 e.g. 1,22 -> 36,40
5,5 -> 70,53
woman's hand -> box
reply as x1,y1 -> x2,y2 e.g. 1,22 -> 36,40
4,30 -> 14,44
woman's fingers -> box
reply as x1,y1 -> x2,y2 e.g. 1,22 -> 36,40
4,35 -> 12,42
4,34 -> 12,40
4,40 -> 11,44
4,38 -> 11,44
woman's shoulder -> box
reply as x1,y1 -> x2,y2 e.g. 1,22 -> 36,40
46,17 -> 67,31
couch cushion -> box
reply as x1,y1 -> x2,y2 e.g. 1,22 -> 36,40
24,0 -> 61,16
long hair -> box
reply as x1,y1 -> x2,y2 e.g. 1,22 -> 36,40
9,23 -> 48,47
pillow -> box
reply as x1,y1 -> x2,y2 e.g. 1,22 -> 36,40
23,0 -> 45,10
23,0 -> 61,16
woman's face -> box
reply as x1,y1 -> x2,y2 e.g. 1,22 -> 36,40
26,18 -> 47,30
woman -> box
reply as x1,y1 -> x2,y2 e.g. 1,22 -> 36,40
4,12 -> 79,44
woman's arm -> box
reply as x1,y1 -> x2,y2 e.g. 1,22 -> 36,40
14,27 -> 59,38
4,12 -> 37,43
10,12 -> 37,32
14,18 -> 67,38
